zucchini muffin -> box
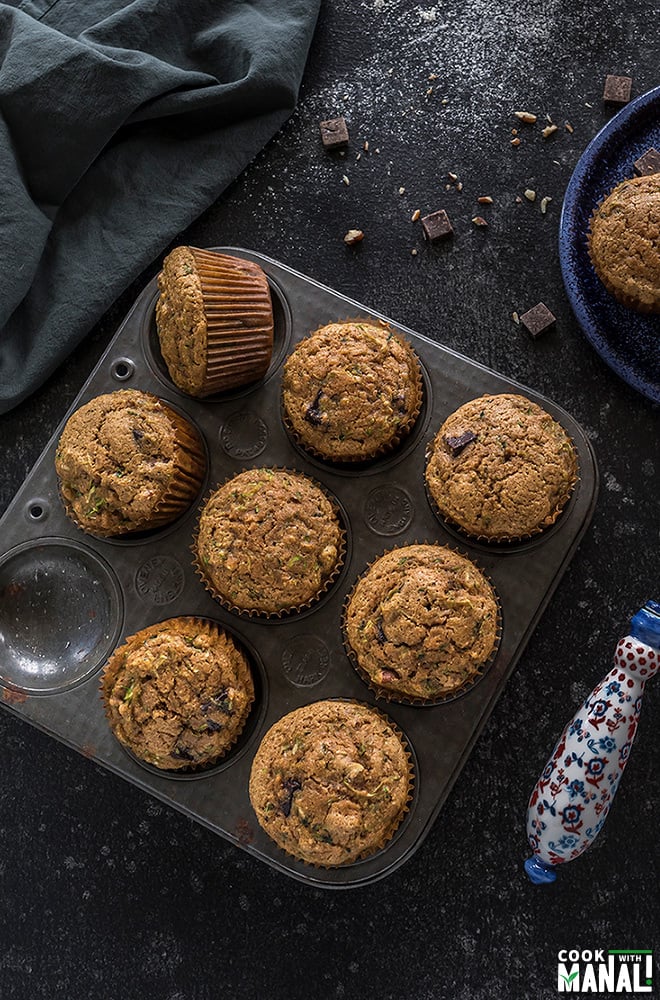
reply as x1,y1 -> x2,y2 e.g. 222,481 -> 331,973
587,174 -> 660,314
101,617 -> 255,771
281,320 -> 423,462
344,544 -> 499,702
425,393 -> 578,542
55,389 -> 205,538
155,246 -> 274,396
194,468 -> 345,615
249,700 -> 412,866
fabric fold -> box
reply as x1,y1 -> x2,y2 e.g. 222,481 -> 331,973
0,0 -> 320,412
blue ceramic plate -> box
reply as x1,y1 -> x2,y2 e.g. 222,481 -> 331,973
559,86 -> 660,403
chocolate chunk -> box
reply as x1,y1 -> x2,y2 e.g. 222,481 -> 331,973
320,117 -> 349,149
633,147 -> 660,177
380,668 -> 400,683
304,388 -> 324,425
172,746 -> 195,761
375,617 -> 387,644
279,777 -> 302,817
603,75 -> 633,105
132,427 -> 144,442
445,430 -> 478,455
205,719 -> 223,732
519,302 -> 556,338
421,209 -> 454,241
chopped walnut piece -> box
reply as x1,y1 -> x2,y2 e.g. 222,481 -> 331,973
540,197 -> 552,214
511,137 -> 521,147
542,124 -> 558,138
411,209 -> 421,222
471,216 -> 488,227
514,111 -> 537,123
565,121 -> 574,133
343,229 -> 364,245
524,189 -> 536,202
477,196 -> 493,204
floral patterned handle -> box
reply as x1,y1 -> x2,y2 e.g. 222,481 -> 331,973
525,601 -> 660,884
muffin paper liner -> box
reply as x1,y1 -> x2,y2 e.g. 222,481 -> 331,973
100,616 -> 255,774
58,393 -> 206,539
190,247 -> 274,395
281,317 -> 424,464
248,698 -> 415,868
422,461 -> 580,546
341,541 -> 503,707
192,467 -> 347,619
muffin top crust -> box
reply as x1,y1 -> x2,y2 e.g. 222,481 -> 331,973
344,543 -> 499,701
195,468 -> 344,614
282,320 -> 422,461
101,617 -> 255,771
425,393 -> 578,540
55,389 -> 201,536
588,174 -> 660,314
249,699 -> 411,866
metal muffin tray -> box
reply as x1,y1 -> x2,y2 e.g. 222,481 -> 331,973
0,248 -> 598,888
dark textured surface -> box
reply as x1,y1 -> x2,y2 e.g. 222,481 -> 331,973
1,2 -> 659,998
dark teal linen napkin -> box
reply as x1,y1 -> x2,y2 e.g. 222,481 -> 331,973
0,0 -> 320,412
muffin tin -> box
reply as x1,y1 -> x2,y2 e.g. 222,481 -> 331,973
0,248 -> 598,888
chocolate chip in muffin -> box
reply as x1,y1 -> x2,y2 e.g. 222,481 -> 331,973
445,430 -> 478,455
279,777 -> 302,817
305,389 -> 325,426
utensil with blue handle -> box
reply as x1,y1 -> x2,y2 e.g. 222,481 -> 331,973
525,601 -> 660,884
